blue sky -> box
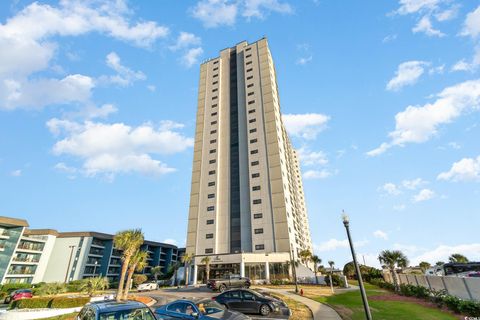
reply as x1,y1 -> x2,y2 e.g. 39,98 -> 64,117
1,0 -> 479,268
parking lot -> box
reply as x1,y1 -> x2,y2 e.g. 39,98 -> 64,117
138,286 -> 290,320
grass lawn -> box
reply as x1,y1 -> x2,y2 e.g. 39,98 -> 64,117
314,283 -> 459,320
42,312 -> 78,320
269,293 -> 313,320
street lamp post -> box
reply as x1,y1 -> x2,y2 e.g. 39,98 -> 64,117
64,245 -> 76,283
289,247 -> 299,293
342,212 -> 372,320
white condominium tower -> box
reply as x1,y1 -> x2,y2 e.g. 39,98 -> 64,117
186,38 -> 313,283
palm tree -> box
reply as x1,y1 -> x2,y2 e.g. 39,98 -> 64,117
378,250 -> 408,291
123,250 -> 149,299
201,256 -> 211,284
151,266 -> 163,281
181,253 -> 194,286
328,261 -> 335,272
298,249 -> 312,267
419,261 -> 431,272
311,255 -> 321,284
80,277 -> 109,296
449,253 -> 469,263
435,261 -> 444,266
113,229 -> 144,301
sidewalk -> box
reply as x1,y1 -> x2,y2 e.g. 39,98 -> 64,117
261,287 -> 342,320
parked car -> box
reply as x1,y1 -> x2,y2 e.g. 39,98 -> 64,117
213,289 -> 288,317
207,275 -> 250,292
4,289 -> 33,304
155,298 -> 250,319
76,300 -> 157,320
137,281 -> 159,292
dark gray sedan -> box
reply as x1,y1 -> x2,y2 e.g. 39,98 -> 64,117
155,298 -> 250,320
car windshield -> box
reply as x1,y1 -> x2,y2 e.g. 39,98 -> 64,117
196,299 -> 225,315
99,307 -> 156,320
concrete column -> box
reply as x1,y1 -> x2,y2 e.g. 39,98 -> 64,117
193,264 -> 198,286
265,261 -> 270,283
240,261 -> 245,278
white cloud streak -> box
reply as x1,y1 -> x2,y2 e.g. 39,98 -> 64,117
386,61 -> 429,91
412,188 -> 435,202
437,155 -> 480,182
282,113 -> 330,140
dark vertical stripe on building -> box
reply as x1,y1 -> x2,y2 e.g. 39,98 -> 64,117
229,49 -> 241,253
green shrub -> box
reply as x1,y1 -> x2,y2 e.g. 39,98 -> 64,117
36,282 -> 67,296
0,283 -> 32,293
368,278 -> 396,291
66,280 -> 84,293
133,274 -> 148,287
324,274 -> 345,287
10,296 -> 90,309
270,279 -> 293,285
50,296 -> 90,308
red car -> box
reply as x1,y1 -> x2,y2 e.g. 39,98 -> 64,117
4,289 -> 33,304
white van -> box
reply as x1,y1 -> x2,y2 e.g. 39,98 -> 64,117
137,282 -> 159,292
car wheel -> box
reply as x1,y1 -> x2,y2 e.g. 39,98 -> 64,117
259,304 -> 271,316
219,285 -> 227,293
222,303 -> 228,309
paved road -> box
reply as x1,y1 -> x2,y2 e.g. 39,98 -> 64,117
139,286 -> 290,319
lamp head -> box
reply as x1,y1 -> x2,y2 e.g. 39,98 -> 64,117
342,210 -> 349,227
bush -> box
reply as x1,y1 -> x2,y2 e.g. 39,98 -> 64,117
133,274 -> 148,287
270,279 -> 293,285
368,278 -> 395,291
66,280 -> 84,293
324,274 -> 345,287
10,296 -> 90,309
36,282 -> 67,296
0,283 -> 32,294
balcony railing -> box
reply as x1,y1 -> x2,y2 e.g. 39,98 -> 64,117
17,243 -> 44,251
8,268 -> 36,275
12,257 -> 40,263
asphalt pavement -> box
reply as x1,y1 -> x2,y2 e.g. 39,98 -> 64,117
138,286 -> 290,319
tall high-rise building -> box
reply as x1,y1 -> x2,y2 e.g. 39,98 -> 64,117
186,38 -> 313,283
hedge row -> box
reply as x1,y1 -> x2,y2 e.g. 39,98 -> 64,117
9,296 -> 90,309
368,279 -> 480,317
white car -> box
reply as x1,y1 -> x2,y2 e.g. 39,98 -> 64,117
137,282 -> 159,292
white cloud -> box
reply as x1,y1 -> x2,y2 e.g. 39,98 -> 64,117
368,79 -> 480,156
190,0 -> 292,27
413,188 -> 435,202
461,6 -> 480,38
411,243 -> 480,265
435,6 -> 458,21
451,47 -> 480,73
170,32 -> 202,51
297,148 -> 328,166
243,0 -> 293,19
74,104 -> 118,120
373,230 -> 388,240
393,243 -> 424,257
303,169 -> 331,180
402,178 -> 426,190
182,47 -> 204,68
147,85 -> 156,92
0,0 -> 167,110
396,0 -> 441,15
382,34 -> 398,43
386,61 -> 429,91
191,0 -> 238,28
412,15 -> 445,37
296,56 -> 313,65
282,113 -> 330,140
162,238 -> 178,245
100,52 -> 146,86
437,155 -> 480,182
47,118 -> 193,178
428,64 -> 444,74
452,59 -> 472,72
1,74 -> 94,110
380,182 -> 402,195
10,169 -> 22,177
54,162 -> 77,174
393,204 -> 406,211
314,238 -> 368,252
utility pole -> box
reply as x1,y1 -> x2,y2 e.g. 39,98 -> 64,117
64,245 -> 76,283
342,212 -> 372,320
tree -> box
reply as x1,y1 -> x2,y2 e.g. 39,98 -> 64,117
113,229 -> 144,301
181,253 -> 194,286
201,256 -> 211,283
328,261 -> 335,272
123,250 -> 149,299
298,249 -> 312,267
378,250 -> 408,291
168,261 -> 182,286
132,274 -> 148,287
151,266 -> 163,281
80,277 -> 109,296
311,255 -> 321,284
449,253 -> 469,263
435,261 -> 444,266
343,262 -> 355,279
419,261 -> 431,273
